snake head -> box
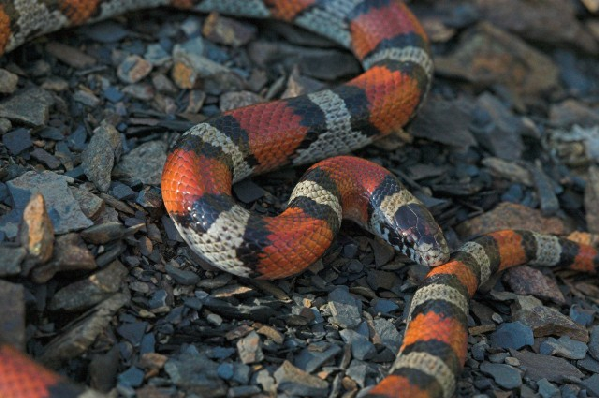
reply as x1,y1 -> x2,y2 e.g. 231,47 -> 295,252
383,203 -> 450,267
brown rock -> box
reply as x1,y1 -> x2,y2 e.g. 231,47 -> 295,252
421,15 -> 455,43
31,233 -> 97,283
513,305 -> 588,342
273,360 -> 328,395
45,42 -> 97,69
212,283 -> 253,298
435,22 -> 558,97
184,89 -> 206,113
512,295 -> 542,311
81,221 -> 129,244
30,148 -> 60,169
138,353 -> 169,370
281,68 -> 324,99
455,202 -> 572,237
0,68 -> 18,94
122,83 -> 155,101
482,157 -> 533,186
203,12 -> 256,46
40,292 -> 130,367
236,331 -> 263,364
117,55 -> 153,84
257,324 -> 284,344
549,100 -> 599,128
225,324 -> 254,341
41,76 -> 69,91
582,0 -> 599,13
409,96 -> 476,148
469,324 -> 496,335
19,192 -> 54,271
81,121 -> 123,193
48,260 -> 129,311
511,350 -> 584,382
135,385 -> 172,398
475,0 -> 598,54
172,62 -> 196,90
70,186 -> 105,220
504,266 -> 565,305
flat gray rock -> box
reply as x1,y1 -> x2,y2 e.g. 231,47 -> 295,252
328,286 -> 362,328
82,122 -> 123,193
0,88 -> 54,127
114,141 -> 167,186
4,171 -> 92,235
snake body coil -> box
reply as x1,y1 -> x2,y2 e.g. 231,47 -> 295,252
159,0 -> 448,279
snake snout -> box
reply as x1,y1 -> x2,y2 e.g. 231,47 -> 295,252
413,233 -> 450,267
390,203 -> 450,267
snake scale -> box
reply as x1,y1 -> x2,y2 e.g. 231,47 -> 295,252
1,1 -> 598,397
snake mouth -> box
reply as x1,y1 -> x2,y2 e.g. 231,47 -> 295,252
385,230 -> 449,267
410,233 -> 451,267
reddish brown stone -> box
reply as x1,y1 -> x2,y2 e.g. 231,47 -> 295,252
435,23 -> 558,96
455,202 -> 573,237
19,192 -> 54,271
513,305 -> 588,342
504,266 -> 565,305
203,12 -> 256,46
475,0 -> 598,54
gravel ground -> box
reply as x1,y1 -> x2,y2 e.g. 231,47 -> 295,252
1,1 -> 599,397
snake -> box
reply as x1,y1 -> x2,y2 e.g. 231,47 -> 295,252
1,1 -> 598,398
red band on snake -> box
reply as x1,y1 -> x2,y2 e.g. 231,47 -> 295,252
1,1 -> 598,398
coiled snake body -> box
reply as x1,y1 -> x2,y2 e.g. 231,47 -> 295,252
0,1 -> 598,397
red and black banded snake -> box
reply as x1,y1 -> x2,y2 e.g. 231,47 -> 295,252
1,1 -> 598,397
